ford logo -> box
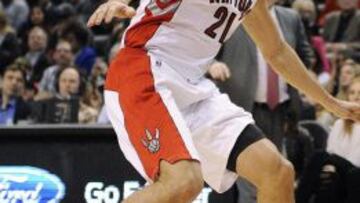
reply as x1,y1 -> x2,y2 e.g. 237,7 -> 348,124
0,166 -> 65,203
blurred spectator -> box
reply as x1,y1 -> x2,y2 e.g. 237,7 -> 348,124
316,109 -> 336,131
58,66 -> 99,124
317,59 -> 360,128
11,57 -> 36,102
38,39 -> 74,95
24,26 -> 50,84
293,0 -> 331,85
95,44 -> 119,125
104,22 -> 126,59
336,59 -> 360,99
109,23 -> 127,47
323,0 -> 360,57
327,76 -> 360,168
18,5 -> 48,52
318,0 -> 342,25
310,36 -> 332,85
327,59 -> 360,100
2,0 -> 29,31
0,10 -> 20,73
79,82 -> 101,124
51,2 -> 76,25
276,0 -> 295,7
74,0 -> 105,25
47,3 -> 76,51
32,66 -> 83,123
56,67 -> 82,99
39,0 -> 57,22
94,39 -> 120,92
318,0 -> 360,25
0,63 -> 30,125
34,66 -> 99,124
61,20 -> 96,75
90,57 -> 108,92
293,0 -> 320,37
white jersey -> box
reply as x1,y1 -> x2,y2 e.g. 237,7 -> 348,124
107,0 -> 258,193
124,0 -> 257,80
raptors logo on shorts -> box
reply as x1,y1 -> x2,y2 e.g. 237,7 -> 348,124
141,129 -> 161,154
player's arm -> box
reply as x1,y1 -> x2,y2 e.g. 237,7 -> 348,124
242,0 -> 360,121
87,0 -> 136,27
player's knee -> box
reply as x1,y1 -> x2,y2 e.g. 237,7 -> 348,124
283,159 -> 295,179
160,161 -> 204,201
172,168 -> 204,200
278,159 -> 294,185
167,166 -> 203,200
264,157 -> 294,189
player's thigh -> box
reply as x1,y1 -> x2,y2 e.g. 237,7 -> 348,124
185,87 -> 256,193
235,138 -> 294,187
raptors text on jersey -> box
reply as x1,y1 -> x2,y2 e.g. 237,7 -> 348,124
123,0 -> 257,79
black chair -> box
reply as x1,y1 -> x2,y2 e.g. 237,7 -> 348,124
346,168 -> 360,203
285,127 -> 314,178
31,96 -> 79,124
296,152 -> 358,203
299,120 -> 329,151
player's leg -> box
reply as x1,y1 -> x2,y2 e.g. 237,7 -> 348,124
182,77 -> 294,201
123,160 -> 203,203
231,126 -> 295,203
106,91 -> 203,203
105,49 -> 205,203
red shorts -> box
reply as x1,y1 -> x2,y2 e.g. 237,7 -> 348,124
105,47 -> 254,193
105,48 -> 196,180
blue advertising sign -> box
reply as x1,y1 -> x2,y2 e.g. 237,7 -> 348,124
0,166 -> 65,203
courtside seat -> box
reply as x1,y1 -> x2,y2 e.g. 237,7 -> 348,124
299,120 -> 329,151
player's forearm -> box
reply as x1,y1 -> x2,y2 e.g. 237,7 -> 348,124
266,42 -> 336,109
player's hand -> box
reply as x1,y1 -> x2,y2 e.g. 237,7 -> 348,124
87,0 -> 136,27
208,62 -> 231,82
327,99 -> 360,122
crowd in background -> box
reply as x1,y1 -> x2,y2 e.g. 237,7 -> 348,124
0,0 -> 360,202
0,0 -> 131,124
0,0 -> 358,126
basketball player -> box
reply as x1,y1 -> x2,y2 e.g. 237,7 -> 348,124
87,0 -> 360,202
